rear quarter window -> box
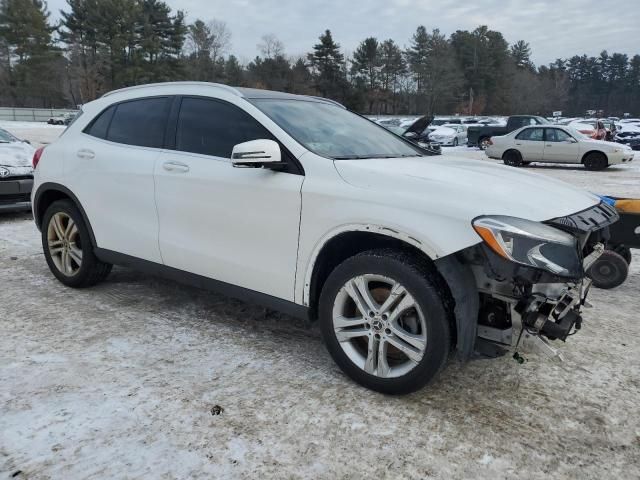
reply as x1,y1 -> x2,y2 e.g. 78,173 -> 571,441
107,97 -> 171,148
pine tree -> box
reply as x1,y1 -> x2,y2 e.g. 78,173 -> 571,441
307,29 -> 346,99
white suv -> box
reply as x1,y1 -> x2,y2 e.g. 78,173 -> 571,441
32,82 -> 618,394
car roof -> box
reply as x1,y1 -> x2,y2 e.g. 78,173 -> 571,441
101,81 -> 345,108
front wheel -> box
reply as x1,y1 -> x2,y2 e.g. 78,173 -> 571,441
42,199 -> 112,288
319,249 -> 451,395
583,152 -> 608,171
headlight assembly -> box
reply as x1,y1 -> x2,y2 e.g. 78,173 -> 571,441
472,215 -> 582,277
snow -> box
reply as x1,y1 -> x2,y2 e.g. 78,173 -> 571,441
0,122 -> 639,479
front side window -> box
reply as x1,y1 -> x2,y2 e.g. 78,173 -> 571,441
175,97 -> 273,158
106,97 -> 170,148
516,127 -> 544,141
546,128 -> 572,142
252,99 -> 422,159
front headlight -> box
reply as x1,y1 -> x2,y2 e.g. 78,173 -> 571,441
472,216 -> 582,277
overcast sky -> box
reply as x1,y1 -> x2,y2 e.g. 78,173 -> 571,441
46,0 -> 640,66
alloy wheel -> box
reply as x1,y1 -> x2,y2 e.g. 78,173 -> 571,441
332,274 -> 427,378
47,212 -> 83,276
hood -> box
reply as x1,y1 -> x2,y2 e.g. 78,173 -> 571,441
403,115 -> 432,136
334,156 -> 600,226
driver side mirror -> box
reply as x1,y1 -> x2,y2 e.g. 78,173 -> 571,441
564,138 -> 578,143
231,139 -> 285,169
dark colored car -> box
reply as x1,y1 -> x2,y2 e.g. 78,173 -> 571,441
0,128 -> 34,212
614,131 -> 640,151
467,115 -> 549,149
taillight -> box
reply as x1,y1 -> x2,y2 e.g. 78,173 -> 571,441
33,146 -> 45,169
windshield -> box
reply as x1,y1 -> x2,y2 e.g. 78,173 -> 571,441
0,128 -> 18,143
252,99 -> 422,159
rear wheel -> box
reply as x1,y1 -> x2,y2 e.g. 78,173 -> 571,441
587,250 -> 628,289
319,249 -> 451,395
583,152 -> 608,171
503,150 -> 523,167
42,200 -> 112,288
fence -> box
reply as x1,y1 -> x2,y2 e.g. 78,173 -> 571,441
0,107 -> 79,123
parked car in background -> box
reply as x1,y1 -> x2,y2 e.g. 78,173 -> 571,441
0,127 -> 34,212
429,117 -> 462,126
47,112 -> 76,125
568,120 -> 607,140
428,124 -> 467,146
31,81 -> 614,394
379,116 -> 442,155
467,115 -> 549,149
486,125 -> 635,170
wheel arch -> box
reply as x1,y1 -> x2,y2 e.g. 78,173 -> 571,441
304,226 -> 439,308
33,183 -> 97,247
581,150 -> 608,164
501,148 -> 521,160
304,227 -> 462,353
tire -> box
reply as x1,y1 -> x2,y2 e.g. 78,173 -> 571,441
583,152 -> 608,171
318,248 -> 451,395
522,161 -> 531,166
611,244 -> 632,265
479,137 -> 491,150
453,138 -> 458,147
42,199 -> 112,288
587,250 -> 629,289
503,150 -> 523,167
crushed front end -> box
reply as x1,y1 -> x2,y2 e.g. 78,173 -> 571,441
461,202 -> 619,358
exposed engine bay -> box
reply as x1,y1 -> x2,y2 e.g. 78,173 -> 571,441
438,201 -> 620,361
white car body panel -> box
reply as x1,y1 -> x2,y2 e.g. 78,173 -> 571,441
0,136 -> 34,176
32,82 -> 603,310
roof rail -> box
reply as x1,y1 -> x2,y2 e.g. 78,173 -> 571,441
101,81 -> 243,98
310,96 -> 346,109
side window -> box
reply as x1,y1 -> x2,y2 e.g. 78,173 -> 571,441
107,97 -> 170,148
84,105 -> 115,139
516,128 -> 544,141
546,129 -> 572,142
175,97 -> 273,158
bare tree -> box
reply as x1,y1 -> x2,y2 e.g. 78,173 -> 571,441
258,34 -> 284,59
209,19 -> 231,63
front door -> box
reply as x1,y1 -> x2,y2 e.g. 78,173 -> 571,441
543,128 -> 580,163
154,97 -> 304,301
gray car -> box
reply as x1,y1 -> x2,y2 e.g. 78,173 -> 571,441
0,128 -> 34,212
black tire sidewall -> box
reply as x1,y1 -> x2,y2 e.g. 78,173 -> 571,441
588,250 -> 629,289
584,152 -> 608,171
503,150 -> 522,167
319,251 -> 450,395
42,200 -> 102,288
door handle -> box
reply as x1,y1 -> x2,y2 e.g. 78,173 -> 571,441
162,161 -> 190,173
77,149 -> 95,160
546,144 -> 552,147
515,143 -> 522,146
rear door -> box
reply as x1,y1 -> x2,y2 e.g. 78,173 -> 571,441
543,128 -> 580,163
514,127 -> 545,161
65,97 -> 171,263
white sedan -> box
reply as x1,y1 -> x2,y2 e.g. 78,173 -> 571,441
486,125 -> 635,170
428,124 -> 467,146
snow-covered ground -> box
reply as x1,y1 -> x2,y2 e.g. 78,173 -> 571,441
1,123 -> 639,479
